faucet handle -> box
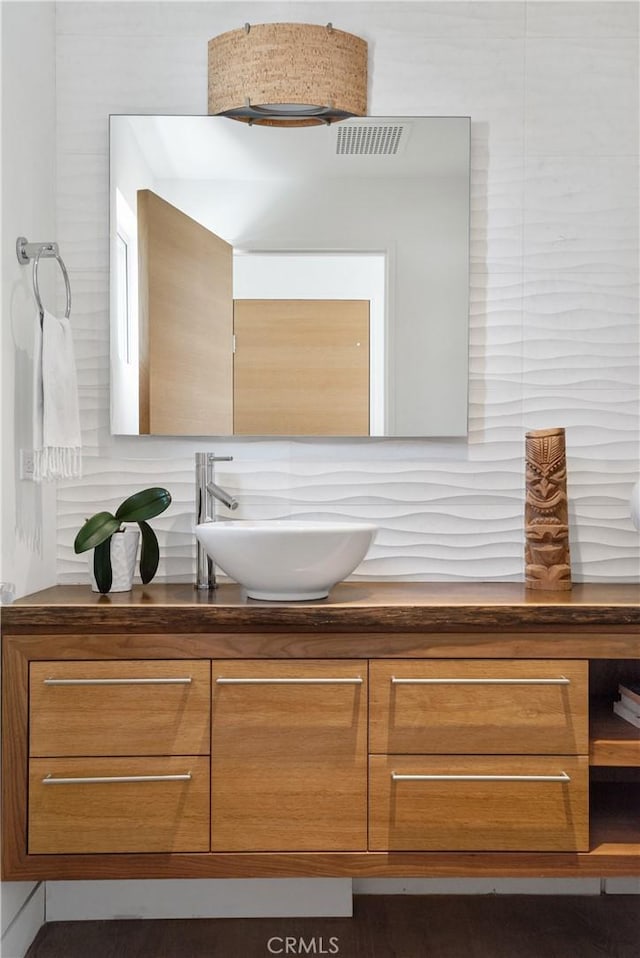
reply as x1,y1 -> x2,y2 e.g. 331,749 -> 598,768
195,452 -> 233,467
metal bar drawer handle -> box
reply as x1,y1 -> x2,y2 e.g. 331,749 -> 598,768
44,677 -> 192,686
390,677 -> 570,685
216,677 -> 363,685
42,773 -> 192,785
391,772 -> 571,783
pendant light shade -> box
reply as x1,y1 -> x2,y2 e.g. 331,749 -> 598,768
208,22 -> 368,126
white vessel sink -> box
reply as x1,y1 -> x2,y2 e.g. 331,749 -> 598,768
195,519 -> 376,601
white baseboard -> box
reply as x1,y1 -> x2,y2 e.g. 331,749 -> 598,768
603,878 -> 640,894
1,883 -> 39,936
37,875 -> 638,928
45,879 -> 353,921
353,878 -> 603,895
0,883 -> 45,958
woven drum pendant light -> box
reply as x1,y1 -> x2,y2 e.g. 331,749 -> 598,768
208,22 -> 368,126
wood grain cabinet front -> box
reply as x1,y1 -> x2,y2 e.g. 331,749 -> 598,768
28,756 -> 210,854
30,660 -> 211,757
27,660 -> 212,856
211,660 -> 368,851
369,754 -> 589,852
369,659 -> 588,755
368,659 -> 590,853
2,585 -> 638,881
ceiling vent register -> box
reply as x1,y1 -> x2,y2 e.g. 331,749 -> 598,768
336,124 -> 406,156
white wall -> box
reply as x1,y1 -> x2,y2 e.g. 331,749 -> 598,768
1,0 -> 58,600
53,1 -> 639,587
1,2 -> 55,953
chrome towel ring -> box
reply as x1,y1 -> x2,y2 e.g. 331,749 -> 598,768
16,236 -> 72,325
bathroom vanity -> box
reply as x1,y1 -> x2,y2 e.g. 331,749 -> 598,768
2,582 -> 639,881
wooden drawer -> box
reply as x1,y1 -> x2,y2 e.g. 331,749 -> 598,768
211,660 -> 367,851
369,659 -> 588,754
30,660 -> 210,757
369,755 -> 589,852
28,756 -> 210,853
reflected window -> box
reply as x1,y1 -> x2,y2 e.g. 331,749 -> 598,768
115,232 -> 131,363
115,188 -> 138,366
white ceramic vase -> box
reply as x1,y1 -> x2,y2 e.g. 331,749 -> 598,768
90,526 -> 140,593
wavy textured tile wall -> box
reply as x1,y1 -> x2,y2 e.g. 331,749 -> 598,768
55,2 -> 639,586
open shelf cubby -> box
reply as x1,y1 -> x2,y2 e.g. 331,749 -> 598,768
589,779 -> 640,856
590,699 -> 640,767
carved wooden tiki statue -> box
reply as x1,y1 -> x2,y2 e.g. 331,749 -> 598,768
525,427 -> 572,591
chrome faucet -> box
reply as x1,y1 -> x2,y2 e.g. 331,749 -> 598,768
195,452 -> 238,590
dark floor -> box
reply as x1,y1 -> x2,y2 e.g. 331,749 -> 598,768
25,894 -> 640,958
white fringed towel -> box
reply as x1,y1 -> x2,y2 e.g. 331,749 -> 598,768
33,308 -> 82,481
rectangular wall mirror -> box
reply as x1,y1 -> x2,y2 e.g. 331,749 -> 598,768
109,115 -> 470,437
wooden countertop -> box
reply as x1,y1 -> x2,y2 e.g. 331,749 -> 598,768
2,582 -> 639,634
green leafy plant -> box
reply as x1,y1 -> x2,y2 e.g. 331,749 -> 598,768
74,487 -> 172,593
